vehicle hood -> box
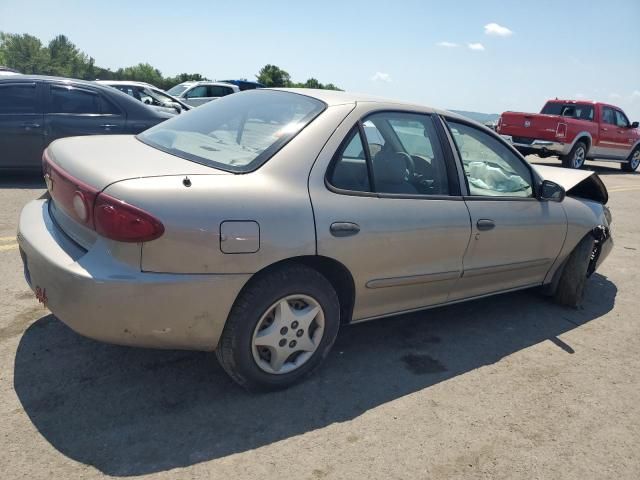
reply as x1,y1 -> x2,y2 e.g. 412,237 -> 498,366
533,164 -> 608,204
46,135 -> 229,191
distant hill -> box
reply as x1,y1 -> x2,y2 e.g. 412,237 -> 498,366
450,110 -> 500,124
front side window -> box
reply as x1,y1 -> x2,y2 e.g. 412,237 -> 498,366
0,83 -> 38,114
446,120 -> 533,197
601,107 -> 615,125
138,90 -> 325,172
185,85 -> 208,98
329,112 -> 451,196
49,86 -> 101,114
614,110 -> 629,128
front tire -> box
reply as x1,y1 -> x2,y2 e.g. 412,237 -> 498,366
553,235 -> 595,308
622,147 -> 640,172
216,264 -> 340,391
561,141 -> 587,169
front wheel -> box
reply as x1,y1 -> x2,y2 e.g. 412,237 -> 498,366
554,235 -> 596,308
622,147 -> 640,172
561,141 -> 587,169
216,264 -> 340,391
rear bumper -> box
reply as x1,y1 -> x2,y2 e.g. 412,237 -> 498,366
501,135 -> 570,156
17,199 -> 250,351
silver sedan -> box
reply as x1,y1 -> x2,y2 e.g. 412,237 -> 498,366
17,89 -> 613,390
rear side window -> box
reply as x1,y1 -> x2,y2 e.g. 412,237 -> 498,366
329,129 -> 370,192
209,85 -> 233,97
601,107 -> 615,125
138,89 -> 325,172
49,86 -> 104,114
329,112 -> 451,196
0,83 -> 39,114
541,102 -> 594,121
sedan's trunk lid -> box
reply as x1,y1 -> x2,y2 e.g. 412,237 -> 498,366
45,135 -> 229,250
47,135 -> 228,191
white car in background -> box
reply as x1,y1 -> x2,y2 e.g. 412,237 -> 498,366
167,81 -> 240,107
97,80 -> 191,115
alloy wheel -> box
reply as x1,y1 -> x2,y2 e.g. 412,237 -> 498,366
631,151 -> 640,170
572,146 -> 586,168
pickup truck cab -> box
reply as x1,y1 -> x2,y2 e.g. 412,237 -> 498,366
497,100 -> 640,172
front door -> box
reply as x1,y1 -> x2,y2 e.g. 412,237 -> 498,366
0,81 -> 45,169
442,119 -> 566,300
44,83 -> 126,145
595,106 -> 623,158
310,110 -> 471,321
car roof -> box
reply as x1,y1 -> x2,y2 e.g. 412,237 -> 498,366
176,80 -> 237,88
96,80 -> 157,88
0,74 -> 120,90
270,88 -> 462,119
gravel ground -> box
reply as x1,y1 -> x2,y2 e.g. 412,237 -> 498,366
0,157 -> 638,479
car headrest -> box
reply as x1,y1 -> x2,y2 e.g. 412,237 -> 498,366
374,150 -> 406,185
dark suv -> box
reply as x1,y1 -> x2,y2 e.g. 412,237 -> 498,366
0,75 -> 171,171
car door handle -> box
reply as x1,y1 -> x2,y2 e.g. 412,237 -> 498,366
601,127 -> 609,131
330,222 -> 360,237
100,124 -> 119,130
476,219 -> 495,231
21,122 -> 41,129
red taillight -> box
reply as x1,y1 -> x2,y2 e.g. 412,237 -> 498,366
43,150 -> 164,243
43,150 -> 98,226
93,193 -> 164,243
496,116 -> 503,133
556,122 -> 567,138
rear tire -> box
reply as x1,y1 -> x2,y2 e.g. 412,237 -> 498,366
561,141 -> 587,169
216,264 -> 340,392
622,147 -> 640,172
553,235 -> 595,308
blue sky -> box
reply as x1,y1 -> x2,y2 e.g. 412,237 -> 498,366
2,0 -> 639,119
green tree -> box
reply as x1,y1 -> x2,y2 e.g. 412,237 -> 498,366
47,35 -> 93,78
303,77 -> 321,89
114,63 -> 164,86
0,32 -> 50,74
256,64 -> 291,87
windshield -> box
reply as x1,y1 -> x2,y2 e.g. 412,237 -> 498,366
167,84 -> 189,96
138,90 -> 326,172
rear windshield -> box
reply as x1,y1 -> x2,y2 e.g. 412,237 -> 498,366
138,90 -> 326,172
541,102 -> 594,121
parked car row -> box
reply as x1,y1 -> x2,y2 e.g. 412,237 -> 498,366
0,76 -> 171,171
497,99 -> 640,172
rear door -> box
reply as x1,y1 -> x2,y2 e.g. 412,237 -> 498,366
443,118 -> 566,300
310,109 -> 472,321
44,83 -> 126,145
0,81 -> 45,169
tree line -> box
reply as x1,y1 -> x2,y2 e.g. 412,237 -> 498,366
0,33 -> 340,91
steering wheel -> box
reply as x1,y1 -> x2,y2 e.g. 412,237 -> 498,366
396,151 -> 416,179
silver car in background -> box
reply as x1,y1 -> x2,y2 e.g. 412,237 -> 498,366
167,81 -> 240,107
96,80 -> 191,115
17,89 -> 613,391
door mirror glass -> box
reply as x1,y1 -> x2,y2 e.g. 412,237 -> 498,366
539,180 -> 565,202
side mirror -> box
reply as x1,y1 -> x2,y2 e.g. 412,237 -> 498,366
173,104 -> 182,114
539,180 -> 565,202
631,121 -> 639,129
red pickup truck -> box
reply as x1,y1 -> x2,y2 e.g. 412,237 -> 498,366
497,99 -> 640,172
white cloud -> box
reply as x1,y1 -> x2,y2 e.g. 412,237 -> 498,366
575,93 -> 586,99
467,43 -> 485,51
484,22 -> 513,37
632,90 -> 640,98
436,41 -> 458,48
609,93 -> 622,99
371,72 -> 391,82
